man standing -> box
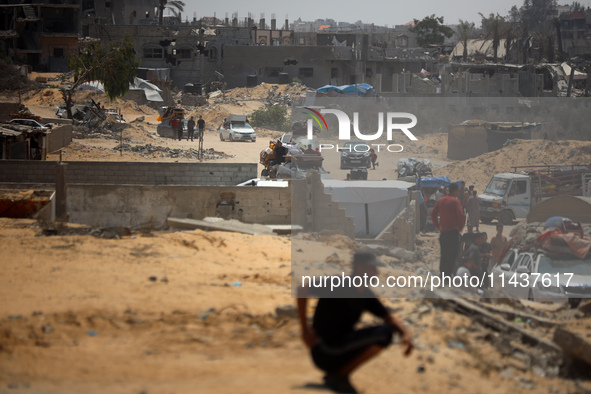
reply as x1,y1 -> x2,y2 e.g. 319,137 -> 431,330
297,252 -> 413,394
431,182 -> 465,278
187,116 -> 196,142
197,115 -> 205,140
170,116 -> 179,140
489,224 -> 507,271
177,115 -> 184,141
197,115 -> 205,161
466,190 -> 481,232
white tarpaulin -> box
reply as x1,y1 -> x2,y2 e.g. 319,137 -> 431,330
77,77 -> 163,102
322,180 -> 413,237
561,62 -> 587,81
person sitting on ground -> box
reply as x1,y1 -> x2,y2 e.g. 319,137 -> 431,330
304,144 -> 316,154
460,228 -> 475,257
457,232 -> 487,287
344,173 -> 351,181
297,252 -> 413,394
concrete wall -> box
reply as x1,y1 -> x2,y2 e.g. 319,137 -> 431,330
0,161 -> 257,186
67,184 -> 291,228
447,123 -> 489,160
377,201 -> 416,250
291,172 -> 355,238
46,124 -> 72,153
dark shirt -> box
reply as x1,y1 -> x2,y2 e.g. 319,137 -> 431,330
462,233 -> 475,249
275,145 -> 288,163
197,119 -> 205,129
479,242 -> 492,254
311,286 -> 388,343
187,119 -> 195,131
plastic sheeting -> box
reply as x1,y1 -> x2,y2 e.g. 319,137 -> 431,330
77,77 -> 163,102
316,84 -> 375,95
322,180 -> 413,237
417,176 -> 462,188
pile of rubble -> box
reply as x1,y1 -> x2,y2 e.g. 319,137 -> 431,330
112,143 -> 234,160
214,83 -> 309,105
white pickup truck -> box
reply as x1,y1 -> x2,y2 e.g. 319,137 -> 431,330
479,166 -> 591,225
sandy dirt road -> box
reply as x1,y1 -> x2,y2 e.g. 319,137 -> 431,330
0,219 -> 579,394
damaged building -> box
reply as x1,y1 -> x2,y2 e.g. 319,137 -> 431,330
0,1 -> 80,72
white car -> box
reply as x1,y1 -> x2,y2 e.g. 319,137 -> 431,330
219,115 -> 256,142
492,249 -> 591,306
8,119 -> 52,129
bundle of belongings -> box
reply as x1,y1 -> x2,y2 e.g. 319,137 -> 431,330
534,217 -> 591,259
397,158 -> 433,178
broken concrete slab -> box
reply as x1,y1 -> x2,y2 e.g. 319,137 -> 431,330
266,224 -> 302,235
477,301 -> 566,329
166,217 -> 275,235
428,289 -> 563,374
553,327 -> 591,367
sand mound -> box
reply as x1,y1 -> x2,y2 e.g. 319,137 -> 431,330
222,83 -> 309,101
435,139 -> 591,187
403,132 -> 448,158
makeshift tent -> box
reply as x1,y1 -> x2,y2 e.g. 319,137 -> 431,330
527,196 -> 591,224
322,180 -> 413,237
316,84 -> 375,96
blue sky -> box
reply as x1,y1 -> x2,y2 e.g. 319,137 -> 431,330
178,0 -> 591,27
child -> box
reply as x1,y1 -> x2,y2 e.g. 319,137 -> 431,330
370,149 -> 378,169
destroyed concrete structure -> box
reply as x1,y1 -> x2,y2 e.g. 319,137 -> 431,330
0,1 -> 80,72
0,124 -> 72,160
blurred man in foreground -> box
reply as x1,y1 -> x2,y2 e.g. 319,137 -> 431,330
297,252 -> 413,394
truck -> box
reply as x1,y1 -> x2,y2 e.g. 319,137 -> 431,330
479,165 -> 591,225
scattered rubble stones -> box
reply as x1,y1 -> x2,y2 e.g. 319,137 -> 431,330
112,143 -> 233,160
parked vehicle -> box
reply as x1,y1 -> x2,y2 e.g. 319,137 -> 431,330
280,133 -> 292,145
339,140 -> 371,169
219,114 -> 256,142
156,106 -> 187,139
8,119 -> 52,129
479,165 -> 591,225
492,249 -> 591,307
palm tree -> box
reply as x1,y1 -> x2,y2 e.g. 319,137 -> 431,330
479,13 -> 505,62
553,17 -> 564,62
455,19 -> 475,61
158,0 -> 186,26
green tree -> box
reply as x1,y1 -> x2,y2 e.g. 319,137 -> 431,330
479,13 -> 505,62
158,0 -> 186,26
455,19 -> 475,61
409,15 -> 454,47
521,0 -> 557,32
250,105 -> 290,131
63,37 -> 139,119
